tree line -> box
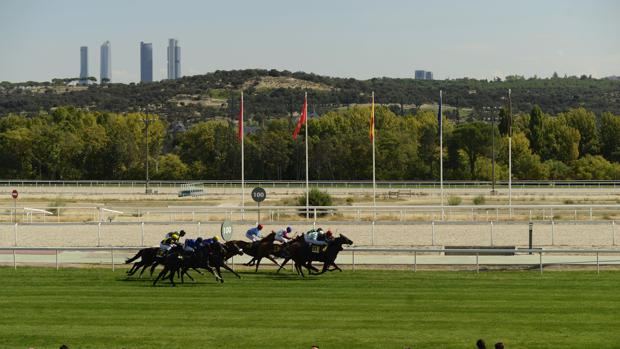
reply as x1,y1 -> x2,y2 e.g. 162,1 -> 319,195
2,69 -> 620,125
1,106 -> 619,181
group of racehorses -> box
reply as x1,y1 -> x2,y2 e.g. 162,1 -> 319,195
125,231 -> 353,286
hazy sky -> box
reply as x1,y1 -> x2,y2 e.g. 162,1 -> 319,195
1,0 -> 618,83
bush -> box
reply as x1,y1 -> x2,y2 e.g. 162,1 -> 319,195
473,195 -> 486,205
447,196 -> 462,206
298,188 -> 333,216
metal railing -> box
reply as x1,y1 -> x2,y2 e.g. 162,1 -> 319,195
1,246 -> 619,274
1,179 -> 619,189
1,203 -> 618,223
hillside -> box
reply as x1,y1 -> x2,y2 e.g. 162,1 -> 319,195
1,69 -> 619,126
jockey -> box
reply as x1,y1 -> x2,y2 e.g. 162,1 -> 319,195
183,237 -> 201,252
202,235 -> 219,246
160,230 -> 185,252
304,229 -> 328,246
245,224 -> 264,242
274,226 -> 292,244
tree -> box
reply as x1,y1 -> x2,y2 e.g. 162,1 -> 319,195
599,113 -> 620,162
451,122 -> 494,178
153,154 -> 188,179
528,105 -> 545,154
561,108 -> 598,156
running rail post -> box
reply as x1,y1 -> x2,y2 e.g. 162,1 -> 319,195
539,251 -> 543,274
111,248 -> 115,272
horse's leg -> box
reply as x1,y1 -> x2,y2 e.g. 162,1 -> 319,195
244,257 -> 255,266
168,266 -> 177,286
296,262 -> 305,278
153,266 -> 168,286
215,265 -> 224,283
149,262 -> 159,277
220,263 -> 242,279
254,257 -> 262,272
191,267 -> 205,275
267,256 -> 282,268
138,263 -> 150,278
276,258 -> 290,273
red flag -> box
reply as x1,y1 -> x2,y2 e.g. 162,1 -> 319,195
292,95 -> 307,140
369,92 -> 375,141
238,92 -> 244,141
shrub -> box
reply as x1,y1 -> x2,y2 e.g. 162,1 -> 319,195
447,196 -> 462,206
298,188 -> 333,216
473,195 -> 486,205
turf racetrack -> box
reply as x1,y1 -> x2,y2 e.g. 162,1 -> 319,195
1,267 -> 619,349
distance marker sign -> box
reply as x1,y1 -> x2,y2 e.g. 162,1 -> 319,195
251,187 -> 266,202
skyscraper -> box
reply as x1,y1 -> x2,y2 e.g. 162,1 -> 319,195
167,38 -> 181,80
425,71 -> 433,80
100,41 -> 111,83
414,70 -> 426,80
79,46 -> 88,85
140,42 -> 153,83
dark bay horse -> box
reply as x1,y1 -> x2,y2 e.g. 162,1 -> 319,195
285,234 -> 353,277
230,232 -> 279,272
125,247 -> 161,278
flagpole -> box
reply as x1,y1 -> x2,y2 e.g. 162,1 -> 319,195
508,88 -> 512,218
439,90 -> 444,220
240,91 -> 245,220
372,91 -> 376,218
305,92 -> 309,220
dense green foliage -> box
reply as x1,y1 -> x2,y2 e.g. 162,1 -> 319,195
1,105 -> 619,180
1,268 -> 619,349
2,69 -> 620,123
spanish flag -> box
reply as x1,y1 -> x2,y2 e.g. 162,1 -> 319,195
369,91 -> 375,141
293,94 -> 308,140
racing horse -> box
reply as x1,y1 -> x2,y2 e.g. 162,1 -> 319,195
287,234 -> 353,277
230,232 -> 279,272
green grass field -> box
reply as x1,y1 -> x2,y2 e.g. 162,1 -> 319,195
1,267 -> 619,349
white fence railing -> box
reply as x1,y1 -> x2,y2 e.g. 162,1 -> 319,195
1,204 -> 619,223
1,246 -> 619,274
1,220 -> 618,249
1,179 -> 620,188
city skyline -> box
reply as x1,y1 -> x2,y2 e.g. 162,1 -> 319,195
1,0 -> 618,83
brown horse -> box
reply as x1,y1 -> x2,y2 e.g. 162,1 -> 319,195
230,232 -> 278,272
283,234 -> 353,277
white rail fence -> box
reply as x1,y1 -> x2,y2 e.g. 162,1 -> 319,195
2,179 -> 620,189
0,220 -> 617,249
1,246 -> 619,274
1,204 -> 619,223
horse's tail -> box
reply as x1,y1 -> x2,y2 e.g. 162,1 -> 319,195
125,250 -> 142,264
